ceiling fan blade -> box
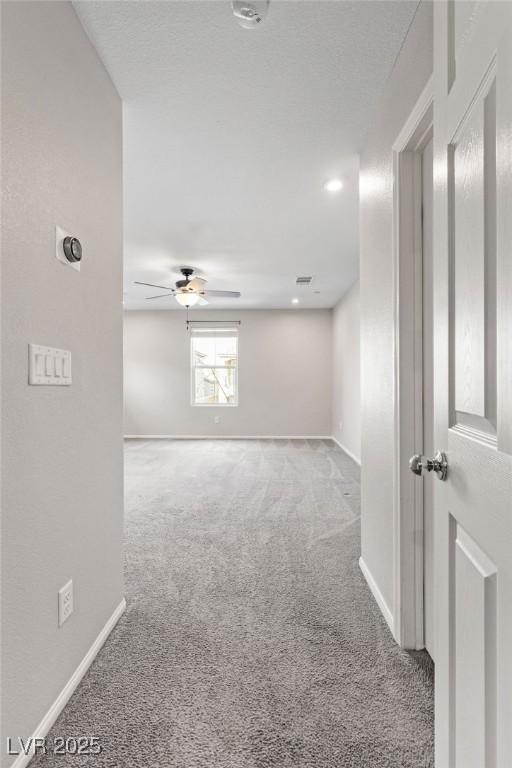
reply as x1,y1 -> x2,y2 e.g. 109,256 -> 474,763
145,293 -> 175,299
205,290 -> 241,298
135,281 -> 174,291
197,296 -> 209,306
187,277 -> 207,290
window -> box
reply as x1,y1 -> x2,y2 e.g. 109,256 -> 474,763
191,329 -> 238,406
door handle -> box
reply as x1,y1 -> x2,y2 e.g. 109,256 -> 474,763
409,450 -> 448,481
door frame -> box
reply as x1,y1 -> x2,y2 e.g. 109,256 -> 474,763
391,75 -> 433,650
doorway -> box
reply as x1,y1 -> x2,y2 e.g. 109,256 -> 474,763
421,135 -> 434,659
391,77 -> 433,651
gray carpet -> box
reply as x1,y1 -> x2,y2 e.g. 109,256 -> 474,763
33,439 -> 434,767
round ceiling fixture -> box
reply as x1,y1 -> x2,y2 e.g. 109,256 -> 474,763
232,1 -> 269,30
291,298 -> 299,304
324,178 -> 343,193
175,291 -> 199,307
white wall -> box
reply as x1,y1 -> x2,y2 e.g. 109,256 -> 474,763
360,1 -> 433,619
331,282 -> 361,463
124,310 -> 332,437
1,3 -> 124,762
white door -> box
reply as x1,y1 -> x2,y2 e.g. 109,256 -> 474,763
421,136 -> 434,659
433,2 -> 512,767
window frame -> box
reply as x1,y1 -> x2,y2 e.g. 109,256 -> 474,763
190,329 -> 239,407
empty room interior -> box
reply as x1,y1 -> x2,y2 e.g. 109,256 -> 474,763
2,1 -> 512,766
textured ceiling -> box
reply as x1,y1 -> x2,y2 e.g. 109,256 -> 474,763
74,0 -> 418,309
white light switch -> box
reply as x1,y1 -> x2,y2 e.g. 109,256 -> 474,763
35,353 -> 45,377
29,345 -> 71,386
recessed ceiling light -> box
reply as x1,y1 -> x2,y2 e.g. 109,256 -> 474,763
324,178 -> 343,193
291,298 -> 299,304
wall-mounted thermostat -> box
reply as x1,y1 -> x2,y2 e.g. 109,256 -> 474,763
63,236 -> 82,263
56,225 -> 81,272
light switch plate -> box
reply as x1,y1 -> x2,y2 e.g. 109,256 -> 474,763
56,225 -> 81,272
29,344 -> 71,386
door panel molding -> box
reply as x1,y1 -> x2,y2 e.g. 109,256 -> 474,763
454,524 -> 497,768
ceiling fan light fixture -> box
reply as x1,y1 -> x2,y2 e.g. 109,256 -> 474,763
175,291 -> 199,307
137,268 -> 239,306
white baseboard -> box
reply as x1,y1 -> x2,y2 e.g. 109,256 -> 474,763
359,556 -> 394,636
9,598 -> 126,768
124,435 -> 333,440
331,436 -> 361,465
125,436 -> 363,465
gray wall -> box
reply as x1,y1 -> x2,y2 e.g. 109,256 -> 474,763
360,0 -> 433,614
124,310 -> 332,437
1,3 -> 124,761
331,282 -> 361,462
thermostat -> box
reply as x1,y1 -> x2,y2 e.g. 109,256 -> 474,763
63,236 -> 82,263
55,225 -> 81,272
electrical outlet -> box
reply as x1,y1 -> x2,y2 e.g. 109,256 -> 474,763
214,415 -> 220,424
58,580 -> 73,627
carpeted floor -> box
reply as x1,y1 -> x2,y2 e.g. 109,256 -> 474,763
33,439 -> 434,767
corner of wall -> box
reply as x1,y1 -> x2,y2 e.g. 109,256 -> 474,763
358,0 -> 433,633
331,281 -> 361,463
1,3 -> 124,760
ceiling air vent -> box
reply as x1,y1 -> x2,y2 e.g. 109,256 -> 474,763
295,276 -> 313,286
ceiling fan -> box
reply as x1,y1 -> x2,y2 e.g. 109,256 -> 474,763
135,268 -> 241,307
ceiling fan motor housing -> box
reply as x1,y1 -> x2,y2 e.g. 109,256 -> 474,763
176,267 -> 195,289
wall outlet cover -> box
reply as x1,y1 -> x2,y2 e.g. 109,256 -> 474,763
56,225 -> 81,272
58,579 -> 74,627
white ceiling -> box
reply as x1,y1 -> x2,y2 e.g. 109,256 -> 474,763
74,0 -> 418,310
